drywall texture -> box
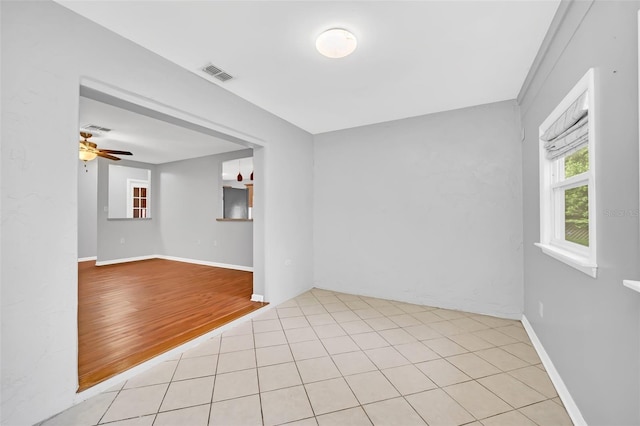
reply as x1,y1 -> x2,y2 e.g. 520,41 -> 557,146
519,1 -> 640,424
314,100 -> 523,318
97,159 -> 159,262
157,149 -> 253,267
1,1 -> 313,424
78,159 -> 98,258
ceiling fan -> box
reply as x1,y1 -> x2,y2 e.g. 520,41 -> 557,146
78,132 -> 133,162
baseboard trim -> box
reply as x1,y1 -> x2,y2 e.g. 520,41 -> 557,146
521,315 -> 587,426
251,294 -> 264,302
156,255 -> 253,272
78,256 -> 97,262
95,255 -> 156,266
94,254 -> 253,272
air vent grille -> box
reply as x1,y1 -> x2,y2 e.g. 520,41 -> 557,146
81,124 -> 112,133
201,63 -> 234,82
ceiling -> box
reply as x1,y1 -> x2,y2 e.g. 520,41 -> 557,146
79,96 -> 245,164
59,1 -> 560,135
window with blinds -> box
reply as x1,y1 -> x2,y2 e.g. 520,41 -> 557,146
536,68 -> 597,278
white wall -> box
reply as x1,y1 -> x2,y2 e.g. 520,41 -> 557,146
314,100 -> 523,318
1,1 -> 313,424
157,149 -> 253,268
519,1 -> 640,424
107,164 -> 151,219
78,159 -> 97,258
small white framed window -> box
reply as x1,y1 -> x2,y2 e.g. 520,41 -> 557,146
536,68 -> 597,277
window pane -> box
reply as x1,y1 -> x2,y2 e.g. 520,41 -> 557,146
564,146 -> 589,178
565,185 -> 589,246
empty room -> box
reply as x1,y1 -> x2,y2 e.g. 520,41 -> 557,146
2,1 -> 639,426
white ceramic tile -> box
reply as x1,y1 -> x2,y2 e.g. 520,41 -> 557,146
350,332 -> 390,350
381,364 -> 437,395
216,349 -> 256,374
422,337 -> 468,357
388,314 -> 422,327
415,359 -> 471,387
508,366 -> 558,398
404,324 -> 442,340
306,313 -> 337,326
444,381 -> 511,419
278,307 -> 304,318
296,357 -> 341,383
42,392 -> 117,426
321,335 -> 359,355
316,407 -> 372,426
101,383 -> 168,423
160,376 -> 215,412
182,337 -> 221,358
345,300 -> 371,310
124,361 -> 178,388
495,325 -> 530,342
446,353 -> 501,379
312,324 -> 346,338
252,309 -> 279,321
173,355 -> 217,381
304,378 -> 359,415
449,317 -> 490,332
364,347 -> 410,369
411,311 -> 443,324
394,342 -> 440,363
481,410 -> 537,426
378,328 -> 417,345
155,404 -> 210,426
475,348 -> 529,371
102,415 -> 155,426
285,326 -> 319,343
258,361 -> 302,392
223,321 -> 253,336
290,340 -> 329,361
252,319 -> 283,334
261,385 -> 314,426
220,334 -> 254,353
364,317 -> 398,331
331,351 -> 378,376
330,310 -> 361,323
209,394 -> 263,426
397,304 -> 428,314
448,333 -> 495,352
256,344 -> 294,367
344,371 -> 400,404
281,316 -> 312,330
212,369 -> 259,402
519,400 -> 573,426
405,388 -> 474,426
501,342 -> 541,364
375,305 -> 405,316
255,330 -> 288,348
363,397 -> 426,425
339,320 -> 375,335
301,304 -> 329,316
472,329 -> 518,346
478,373 -> 546,408
322,302 -> 350,313
354,308 -> 384,320
432,308 -> 468,320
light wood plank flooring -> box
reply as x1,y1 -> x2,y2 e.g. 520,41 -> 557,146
78,259 -> 264,391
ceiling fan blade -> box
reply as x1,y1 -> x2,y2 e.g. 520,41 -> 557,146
97,152 -> 121,161
100,149 -> 133,155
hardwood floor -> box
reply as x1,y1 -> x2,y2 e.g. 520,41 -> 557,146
78,259 -> 265,392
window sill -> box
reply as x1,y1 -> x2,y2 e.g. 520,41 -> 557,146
216,218 -> 253,222
534,243 -> 597,278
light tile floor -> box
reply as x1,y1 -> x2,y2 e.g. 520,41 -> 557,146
42,289 -> 573,426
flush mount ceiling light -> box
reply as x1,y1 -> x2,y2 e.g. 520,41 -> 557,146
316,28 -> 357,59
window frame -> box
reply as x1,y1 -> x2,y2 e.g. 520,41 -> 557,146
536,68 -> 597,278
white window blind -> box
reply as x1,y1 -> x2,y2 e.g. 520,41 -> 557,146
541,91 -> 589,160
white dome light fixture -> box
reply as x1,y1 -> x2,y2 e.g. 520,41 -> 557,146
316,28 -> 357,59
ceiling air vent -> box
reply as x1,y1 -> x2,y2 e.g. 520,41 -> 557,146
201,63 -> 234,82
81,124 -> 112,133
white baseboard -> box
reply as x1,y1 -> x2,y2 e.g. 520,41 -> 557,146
251,294 -> 264,302
78,256 -> 97,262
94,254 -> 253,272
521,315 -> 587,426
95,255 -> 156,266
156,255 -> 253,272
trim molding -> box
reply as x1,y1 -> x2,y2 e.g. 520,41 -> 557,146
521,315 -> 587,425
95,254 -> 253,272
78,256 -> 97,262
156,255 -> 253,272
251,294 -> 264,302
95,255 -> 156,266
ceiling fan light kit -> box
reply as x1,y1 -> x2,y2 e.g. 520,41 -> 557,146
78,132 -> 133,162
316,28 -> 357,59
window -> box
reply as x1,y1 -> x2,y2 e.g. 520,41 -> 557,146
536,69 -> 597,277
